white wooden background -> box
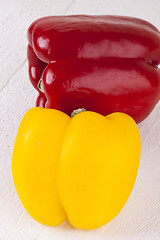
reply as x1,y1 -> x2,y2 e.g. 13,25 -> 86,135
0,0 -> 160,239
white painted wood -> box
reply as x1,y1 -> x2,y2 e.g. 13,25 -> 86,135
0,0 -> 160,239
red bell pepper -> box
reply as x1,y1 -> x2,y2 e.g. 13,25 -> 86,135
27,44 -> 47,107
27,15 -> 160,123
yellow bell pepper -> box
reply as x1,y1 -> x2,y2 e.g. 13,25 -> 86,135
12,107 -> 141,229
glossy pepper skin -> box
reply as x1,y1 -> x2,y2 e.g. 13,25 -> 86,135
27,44 -> 47,107
12,107 -> 141,229
27,15 -> 160,123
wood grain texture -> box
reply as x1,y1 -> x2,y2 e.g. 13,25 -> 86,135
0,0 -> 160,239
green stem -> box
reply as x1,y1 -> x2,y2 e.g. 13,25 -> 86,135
71,108 -> 87,118
37,77 -> 44,93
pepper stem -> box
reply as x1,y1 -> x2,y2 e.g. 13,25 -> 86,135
37,77 -> 44,93
71,108 -> 87,118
